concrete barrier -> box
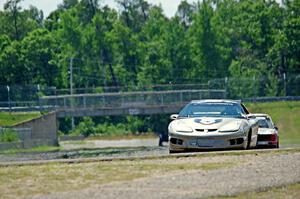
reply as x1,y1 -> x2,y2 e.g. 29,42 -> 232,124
0,112 -> 59,150
13,112 -> 58,145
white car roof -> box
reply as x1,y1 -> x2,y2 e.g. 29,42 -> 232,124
190,99 -> 242,104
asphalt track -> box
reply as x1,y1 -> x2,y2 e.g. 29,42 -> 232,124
0,138 -> 299,165
0,145 -> 299,167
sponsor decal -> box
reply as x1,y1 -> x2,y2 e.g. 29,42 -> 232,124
194,118 -> 222,125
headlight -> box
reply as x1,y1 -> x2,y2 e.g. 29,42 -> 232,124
175,126 -> 193,133
169,123 -> 193,133
219,128 -> 240,133
219,122 -> 242,133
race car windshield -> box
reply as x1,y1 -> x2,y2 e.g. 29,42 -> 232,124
257,119 -> 273,128
179,103 -> 245,118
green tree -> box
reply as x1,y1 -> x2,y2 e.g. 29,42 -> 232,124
283,0 -> 300,72
2,0 -> 43,40
163,17 -> 192,84
109,20 -> 140,85
58,0 -> 79,10
3,0 -> 23,40
189,0 -> 221,81
117,0 -> 151,32
0,40 -> 28,84
77,0 -> 100,25
137,6 -> 171,85
176,0 -> 196,29
21,29 -> 61,86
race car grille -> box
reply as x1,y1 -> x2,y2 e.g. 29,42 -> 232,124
170,138 -> 183,145
195,129 -> 218,132
229,138 -> 244,145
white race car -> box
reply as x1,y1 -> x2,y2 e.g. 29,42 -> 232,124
168,100 -> 259,153
250,114 -> 279,148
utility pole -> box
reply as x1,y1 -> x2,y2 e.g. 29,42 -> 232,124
102,62 -> 107,89
70,58 -> 73,95
37,84 -> 41,112
224,77 -> 228,99
70,58 -> 75,130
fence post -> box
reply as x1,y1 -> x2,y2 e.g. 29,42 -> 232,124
225,77 -> 228,99
180,91 -> 183,104
83,96 -> 86,108
54,87 -> 58,109
122,94 -> 125,106
253,76 -> 256,98
64,97 -> 66,109
283,73 -> 287,96
102,96 -> 105,107
37,84 -> 42,112
7,86 -> 11,112
69,58 -> 75,130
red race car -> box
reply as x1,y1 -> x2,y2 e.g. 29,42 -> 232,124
251,114 -> 279,148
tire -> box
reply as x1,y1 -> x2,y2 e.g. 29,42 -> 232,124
271,140 -> 279,149
246,131 -> 252,150
158,136 -> 163,147
169,150 -> 177,154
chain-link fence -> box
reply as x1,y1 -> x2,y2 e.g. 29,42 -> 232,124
40,89 -> 227,110
207,74 -> 300,98
0,75 -> 299,110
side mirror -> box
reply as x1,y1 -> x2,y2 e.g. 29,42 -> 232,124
274,126 -> 279,131
170,114 -> 179,120
247,114 -> 256,119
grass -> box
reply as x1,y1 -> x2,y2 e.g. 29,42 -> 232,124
0,112 -> 41,127
213,183 -> 300,199
0,159 -> 236,199
245,101 -> 300,145
0,145 -> 151,156
61,140 -> 88,145
0,146 -> 61,154
85,133 -> 158,141
0,148 -> 299,199
198,162 -> 235,170
0,128 -> 19,142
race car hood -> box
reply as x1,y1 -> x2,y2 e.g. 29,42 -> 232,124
170,117 -> 246,132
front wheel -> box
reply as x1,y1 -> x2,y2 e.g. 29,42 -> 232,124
245,131 -> 252,150
169,149 -> 177,154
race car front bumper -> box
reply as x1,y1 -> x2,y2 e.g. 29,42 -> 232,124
169,131 -> 248,151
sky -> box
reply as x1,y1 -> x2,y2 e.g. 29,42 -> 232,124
0,0 -> 196,18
